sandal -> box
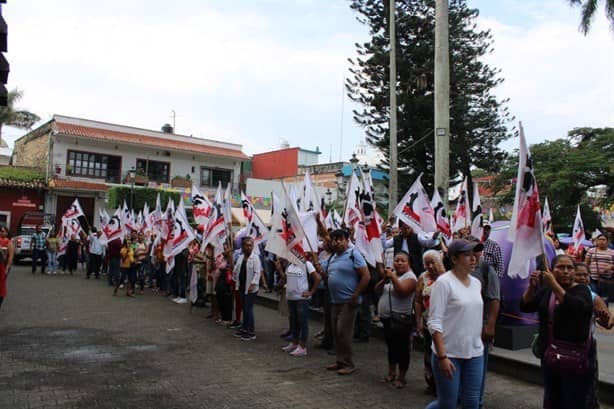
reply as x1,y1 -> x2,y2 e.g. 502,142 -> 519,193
394,380 -> 406,389
380,374 -> 396,383
326,363 -> 342,371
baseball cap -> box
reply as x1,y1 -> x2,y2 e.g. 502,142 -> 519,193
447,239 -> 484,258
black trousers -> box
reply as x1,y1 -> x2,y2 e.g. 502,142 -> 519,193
382,318 -> 411,371
216,279 -> 234,322
87,253 -> 102,277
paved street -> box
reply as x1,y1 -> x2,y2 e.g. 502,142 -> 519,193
0,265 -> 609,409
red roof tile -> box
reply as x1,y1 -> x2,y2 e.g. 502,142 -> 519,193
54,122 -> 248,160
49,178 -> 108,191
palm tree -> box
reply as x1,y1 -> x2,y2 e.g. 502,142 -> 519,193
568,0 -> 614,34
0,88 -> 40,143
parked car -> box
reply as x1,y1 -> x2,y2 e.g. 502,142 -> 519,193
12,212 -> 55,264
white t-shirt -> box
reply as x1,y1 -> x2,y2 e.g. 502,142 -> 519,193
286,261 -> 316,301
376,271 -> 417,318
427,271 -> 484,359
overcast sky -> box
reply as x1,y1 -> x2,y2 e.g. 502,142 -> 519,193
3,0 -> 613,161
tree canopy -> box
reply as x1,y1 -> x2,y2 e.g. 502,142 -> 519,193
346,0 -> 514,198
568,0 -> 614,34
0,89 -> 40,139
494,127 -> 613,232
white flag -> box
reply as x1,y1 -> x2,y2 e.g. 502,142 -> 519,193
488,208 -> 495,225
471,182 -> 484,239
572,205 -> 585,250
192,185 -> 213,228
342,170 -> 362,227
62,198 -> 85,221
266,192 -> 307,267
164,201 -> 197,274
452,177 -> 471,233
431,189 -> 451,238
100,208 -> 125,244
507,123 -> 545,279
393,173 -> 437,235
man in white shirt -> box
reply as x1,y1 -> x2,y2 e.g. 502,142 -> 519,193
87,228 -> 105,279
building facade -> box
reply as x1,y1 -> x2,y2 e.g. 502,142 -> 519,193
12,115 -> 248,227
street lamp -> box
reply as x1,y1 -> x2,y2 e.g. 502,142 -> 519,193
128,167 -> 136,210
349,153 -> 359,171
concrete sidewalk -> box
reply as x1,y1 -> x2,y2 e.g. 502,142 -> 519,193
257,289 -> 614,404
1,265 -> 595,409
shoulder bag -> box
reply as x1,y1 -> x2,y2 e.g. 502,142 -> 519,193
542,292 -> 591,376
388,279 -> 413,333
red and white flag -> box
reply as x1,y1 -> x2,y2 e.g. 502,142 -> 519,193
355,169 -> 383,266
542,197 -> 554,236
121,201 -> 137,232
98,208 -> 110,228
164,201 -> 196,274
431,189 -> 451,238
452,178 -> 471,233
508,123 -> 545,279
471,182 -> 484,239
266,191 -> 307,267
240,191 -> 268,245
62,198 -> 85,221
393,173 -> 437,235
572,205 -> 585,250
100,208 -> 125,244
200,185 -> 228,256
192,185 -> 213,228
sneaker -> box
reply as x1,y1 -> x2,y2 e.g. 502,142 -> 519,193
172,297 -> 180,303
176,298 -> 188,304
290,346 -> 307,357
228,321 -> 242,329
241,333 -> 256,341
119,284 -> 124,289
282,343 -> 298,352
233,329 -> 247,338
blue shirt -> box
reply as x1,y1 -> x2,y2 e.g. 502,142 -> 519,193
325,248 -> 367,304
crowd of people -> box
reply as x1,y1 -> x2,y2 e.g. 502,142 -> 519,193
1,217 -> 613,409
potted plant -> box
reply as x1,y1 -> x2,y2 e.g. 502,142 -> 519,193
171,175 -> 192,188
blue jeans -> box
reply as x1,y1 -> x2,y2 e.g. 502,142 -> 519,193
288,299 -> 310,342
425,354 -> 484,409
241,291 -> 257,334
479,344 -> 489,409
47,250 -> 57,272
32,248 -> 46,273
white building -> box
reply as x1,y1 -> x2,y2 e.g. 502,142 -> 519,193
12,115 -> 247,227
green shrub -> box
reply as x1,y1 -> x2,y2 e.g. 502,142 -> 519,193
107,186 -> 181,211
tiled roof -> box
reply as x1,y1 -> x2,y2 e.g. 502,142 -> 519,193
54,122 -> 249,160
48,178 -> 108,191
0,178 -> 46,189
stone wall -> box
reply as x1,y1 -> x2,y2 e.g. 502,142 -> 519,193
12,131 -> 50,170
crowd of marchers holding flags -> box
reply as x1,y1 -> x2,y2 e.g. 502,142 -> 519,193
1,124 -> 613,409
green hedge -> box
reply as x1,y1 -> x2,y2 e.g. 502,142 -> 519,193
107,186 -> 181,211
0,167 -> 44,182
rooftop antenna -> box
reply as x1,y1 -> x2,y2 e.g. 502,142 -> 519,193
170,110 -> 176,131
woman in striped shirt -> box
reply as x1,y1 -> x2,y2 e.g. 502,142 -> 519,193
586,234 -> 614,305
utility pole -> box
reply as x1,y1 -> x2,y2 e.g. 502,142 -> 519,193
434,0 -> 450,204
388,0 -> 398,217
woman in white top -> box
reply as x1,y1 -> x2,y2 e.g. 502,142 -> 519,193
374,251 -> 417,389
426,239 -> 484,409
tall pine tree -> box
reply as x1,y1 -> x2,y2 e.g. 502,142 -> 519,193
347,0 -> 514,199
